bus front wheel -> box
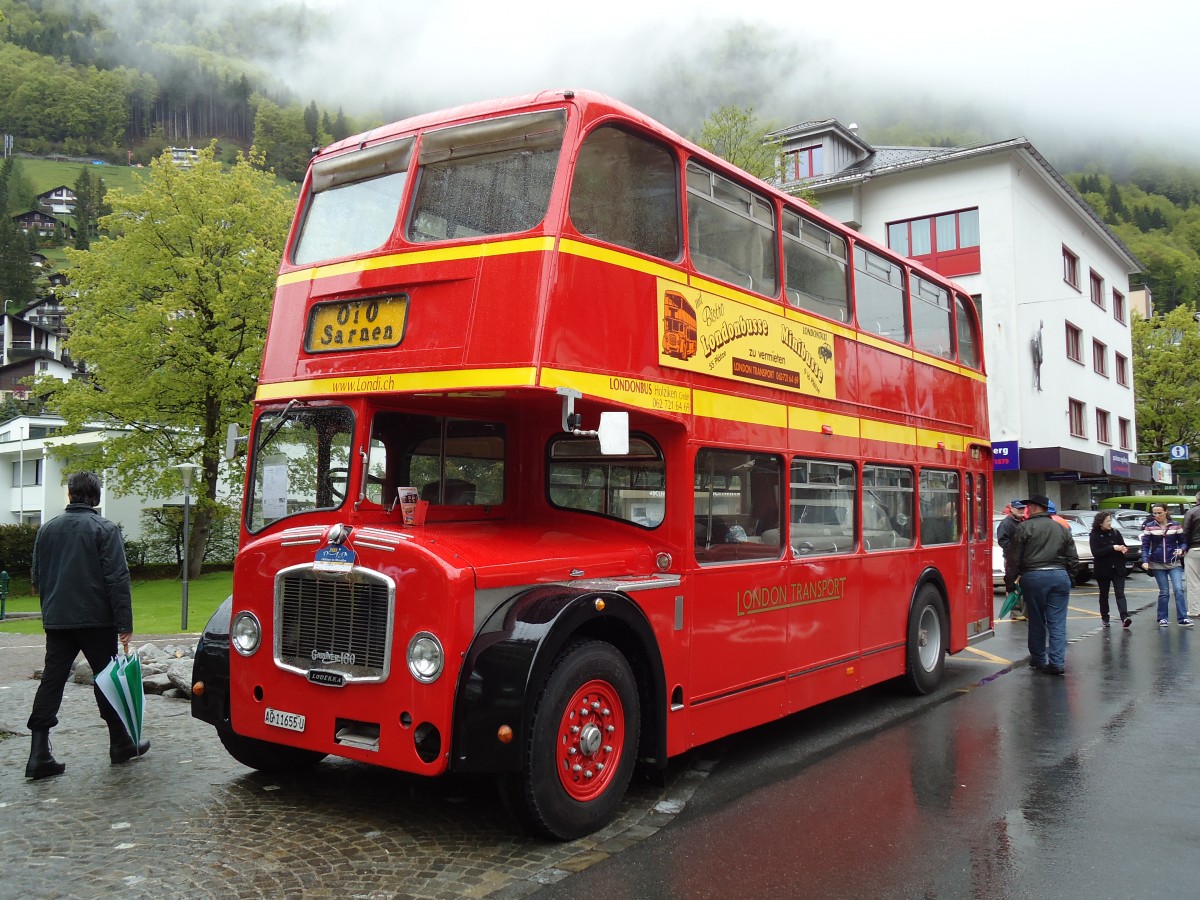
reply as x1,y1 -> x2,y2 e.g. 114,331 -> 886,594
217,723 -> 326,773
901,585 -> 946,695
500,640 -> 640,841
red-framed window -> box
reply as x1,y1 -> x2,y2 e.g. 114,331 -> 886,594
1120,417 -> 1132,450
1096,408 -> 1111,445
1090,270 -> 1105,309
1063,245 -> 1079,289
1069,398 -> 1086,437
1116,353 -> 1129,386
1093,338 -> 1107,377
887,208 -> 980,278
1113,288 -> 1126,324
1066,322 -> 1082,362
783,145 -> 823,181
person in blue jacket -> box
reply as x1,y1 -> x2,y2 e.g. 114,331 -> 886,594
1141,503 -> 1192,628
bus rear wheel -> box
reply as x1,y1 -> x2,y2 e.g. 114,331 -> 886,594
901,585 -> 946,695
501,640 -> 640,841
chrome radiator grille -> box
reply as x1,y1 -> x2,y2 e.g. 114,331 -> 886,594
275,567 -> 393,680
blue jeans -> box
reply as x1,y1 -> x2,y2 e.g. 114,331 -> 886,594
1021,568 -> 1072,669
1151,565 -> 1187,622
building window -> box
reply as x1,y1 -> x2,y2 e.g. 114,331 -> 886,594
783,145 -> 824,181
1096,409 -> 1111,445
886,208 -> 980,277
1113,288 -> 1126,324
1063,245 -> 1079,289
1090,270 -> 1105,309
1069,398 -> 1086,437
1093,339 -> 1108,377
1119,417 -> 1132,450
1066,322 -> 1083,363
10,458 -> 42,487
1116,353 -> 1129,386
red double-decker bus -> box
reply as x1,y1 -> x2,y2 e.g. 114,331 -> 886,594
191,89 -> 992,840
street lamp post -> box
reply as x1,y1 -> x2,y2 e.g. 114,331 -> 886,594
175,463 -> 200,630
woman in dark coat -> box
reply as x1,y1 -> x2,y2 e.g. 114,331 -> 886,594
1090,510 -> 1131,627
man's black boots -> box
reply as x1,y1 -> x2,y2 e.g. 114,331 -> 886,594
25,730 -> 66,780
108,720 -> 150,764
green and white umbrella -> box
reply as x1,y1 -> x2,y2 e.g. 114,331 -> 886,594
96,649 -> 144,744
999,586 -> 1023,620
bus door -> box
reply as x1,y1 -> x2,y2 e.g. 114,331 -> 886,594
688,448 -> 788,739
964,464 -> 994,640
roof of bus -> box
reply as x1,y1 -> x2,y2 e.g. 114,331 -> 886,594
321,89 -> 686,158
314,88 -> 977,309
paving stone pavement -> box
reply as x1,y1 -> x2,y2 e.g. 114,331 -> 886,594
0,633 -> 712,898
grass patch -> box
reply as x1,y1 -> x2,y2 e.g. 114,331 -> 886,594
0,570 -> 232,636
18,157 -> 147,197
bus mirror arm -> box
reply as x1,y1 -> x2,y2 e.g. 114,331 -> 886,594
556,388 -> 629,455
225,423 -> 249,461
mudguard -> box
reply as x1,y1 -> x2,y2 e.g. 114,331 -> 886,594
451,585 -> 666,773
190,596 -> 233,728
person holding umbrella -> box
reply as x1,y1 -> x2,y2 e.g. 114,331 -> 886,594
24,471 -> 150,780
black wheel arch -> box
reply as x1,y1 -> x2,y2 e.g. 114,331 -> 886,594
451,585 -> 666,775
191,595 -> 233,728
912,567 -> 950,643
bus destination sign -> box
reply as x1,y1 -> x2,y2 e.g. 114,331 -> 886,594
305,294 -> 409,353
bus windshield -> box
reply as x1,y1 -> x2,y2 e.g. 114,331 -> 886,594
247,405 -> 355,532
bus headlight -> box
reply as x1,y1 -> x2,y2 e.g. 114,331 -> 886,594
407,632 -> 444,683
231,611 -> 262,656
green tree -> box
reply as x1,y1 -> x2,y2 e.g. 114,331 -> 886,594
38,145 -> 295,579
72,165 -> 107,250
251,95 -> 313,182
695,104 -> 779,181
1131,304 -> 1200,457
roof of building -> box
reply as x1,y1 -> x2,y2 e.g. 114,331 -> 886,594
793,133 -> 1142,273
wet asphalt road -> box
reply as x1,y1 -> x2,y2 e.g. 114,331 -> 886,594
0,575 -> 1188,898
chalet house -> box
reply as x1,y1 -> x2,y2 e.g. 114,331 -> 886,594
12,209 -> 72,238
768,119 -> 1148,508
36,185 -> 76,215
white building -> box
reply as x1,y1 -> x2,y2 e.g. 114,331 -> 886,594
0,414 -> 221,540
771,121 -> 1147,511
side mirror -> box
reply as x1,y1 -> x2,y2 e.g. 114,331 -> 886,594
598,412 -> 629,456
225,423 -> 248,461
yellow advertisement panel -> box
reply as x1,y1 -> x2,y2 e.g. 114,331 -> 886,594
657,279 -> 836,399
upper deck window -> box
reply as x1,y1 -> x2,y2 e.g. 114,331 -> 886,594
853,245 -> 908,343
686,162 -> 778,296
781,210 -> 849,322
911,275 -> 954,360
955,294 -> 982,370
407,109 -> 566,243
292,137 -> 415,265
569,126 -> 680,260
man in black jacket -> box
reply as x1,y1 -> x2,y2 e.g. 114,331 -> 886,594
1004,494 -> 1078,676
24,471 -> 149,779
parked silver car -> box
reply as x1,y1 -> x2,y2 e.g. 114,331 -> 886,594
993,514 -> 1095,589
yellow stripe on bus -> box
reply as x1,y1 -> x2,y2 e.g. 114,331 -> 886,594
254,367 -> 538,401
257,364 -> 985,453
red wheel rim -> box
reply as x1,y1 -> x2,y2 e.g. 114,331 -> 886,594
555,678 -> 625,801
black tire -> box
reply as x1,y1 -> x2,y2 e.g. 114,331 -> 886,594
901,585 -> 946,695
217,723 -> 326,773
499,640 -> 640,841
